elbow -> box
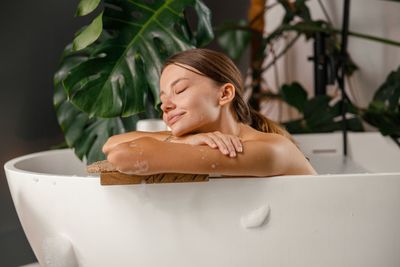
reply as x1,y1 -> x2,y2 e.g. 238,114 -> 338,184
106,145 -> 130,173
102,135 -> 119,155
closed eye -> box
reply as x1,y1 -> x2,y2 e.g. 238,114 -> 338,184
175,87 -> 188,94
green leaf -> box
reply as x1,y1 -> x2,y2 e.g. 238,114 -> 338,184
303,95 -> 332,125
54,44 -> 140,164
73,11 -> 103,51
76,0 -> 101,16
363,65 -> 400,136
63,0 -> 214,118
216,20 -> 251,61
280,82 -> 308,112
193,0 -> 214,47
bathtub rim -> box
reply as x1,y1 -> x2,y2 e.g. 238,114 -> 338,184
4,148 -> 400,181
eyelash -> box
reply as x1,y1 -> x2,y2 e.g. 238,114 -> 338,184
175,87 -> 188,94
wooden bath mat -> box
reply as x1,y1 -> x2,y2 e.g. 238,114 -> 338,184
87,160 -> 209,185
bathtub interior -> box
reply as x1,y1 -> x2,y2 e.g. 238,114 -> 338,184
293,131 -> 400,174
8,131 -> 400,176
12,150 -> 89,176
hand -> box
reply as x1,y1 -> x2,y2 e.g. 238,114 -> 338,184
170,131 -> 243,157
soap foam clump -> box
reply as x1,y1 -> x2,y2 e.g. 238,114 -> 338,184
240,204 -> 271,229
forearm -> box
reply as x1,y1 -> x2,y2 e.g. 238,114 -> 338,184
107,137 -> 284,177
103,131 -> 170,155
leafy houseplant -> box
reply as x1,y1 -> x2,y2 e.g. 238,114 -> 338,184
55,0 -> 400,164
215,0 -> 400,137
54,0 -> 214,163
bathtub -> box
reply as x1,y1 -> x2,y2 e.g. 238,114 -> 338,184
4,131 -> 400,267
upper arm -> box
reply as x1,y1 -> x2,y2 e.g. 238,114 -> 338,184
205,139 -> 289,177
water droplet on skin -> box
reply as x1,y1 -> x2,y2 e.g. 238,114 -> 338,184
211,164 -> 216,169
129,142 -> 137,147
201,156 -> 205,160
133,160 -> 149,174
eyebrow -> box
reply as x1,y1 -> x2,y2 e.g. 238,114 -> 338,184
160,77 -> 189,97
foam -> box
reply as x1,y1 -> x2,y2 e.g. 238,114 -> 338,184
240,204 -> 271,229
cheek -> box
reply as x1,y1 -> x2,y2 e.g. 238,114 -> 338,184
189,99 -> 219,123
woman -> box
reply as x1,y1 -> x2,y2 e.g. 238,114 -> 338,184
102,48 -> 317,176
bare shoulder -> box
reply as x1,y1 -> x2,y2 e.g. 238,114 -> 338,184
241,127 -> 317,175
241,125 -> 291,145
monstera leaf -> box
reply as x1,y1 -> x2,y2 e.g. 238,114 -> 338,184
63,0 -> 213,118
54,44 -> 140,164
54,0 -> 214,163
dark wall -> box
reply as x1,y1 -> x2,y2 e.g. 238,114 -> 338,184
0,0 -> 249,266
0,1 -> 86,266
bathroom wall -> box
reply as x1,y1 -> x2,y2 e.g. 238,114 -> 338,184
0,0 -> 248,266
260,0 -> 400,123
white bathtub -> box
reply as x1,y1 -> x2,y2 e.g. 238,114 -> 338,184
4,132 -> 400,267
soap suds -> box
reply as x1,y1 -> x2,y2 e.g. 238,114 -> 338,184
241,204 -> 271,229
134,160 -> 149,173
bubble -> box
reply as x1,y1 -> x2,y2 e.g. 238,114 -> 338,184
134,160 -> 149,174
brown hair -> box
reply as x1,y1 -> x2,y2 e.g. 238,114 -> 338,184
161,48 -> 297,146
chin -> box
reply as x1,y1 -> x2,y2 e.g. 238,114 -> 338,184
170,121 -> 198,137
171,126 -> 190,137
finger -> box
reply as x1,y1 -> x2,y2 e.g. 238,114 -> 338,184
231,136 -> 243,153
208,132 -> 229,155
203,136 -> 218,149
215,133 -> 236,157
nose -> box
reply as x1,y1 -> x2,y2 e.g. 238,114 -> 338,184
160,97 -> 176,113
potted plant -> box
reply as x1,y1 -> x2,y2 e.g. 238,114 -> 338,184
54,0 -> 214,164
215,0 -> 400,139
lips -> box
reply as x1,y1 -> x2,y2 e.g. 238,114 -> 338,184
167,112 -> 185,126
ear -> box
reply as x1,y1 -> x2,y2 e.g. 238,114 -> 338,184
218,83 -> 235,106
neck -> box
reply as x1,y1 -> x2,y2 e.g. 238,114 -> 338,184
197,108 -> 242,137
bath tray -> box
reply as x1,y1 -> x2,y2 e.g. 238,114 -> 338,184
86,160 -> 209,185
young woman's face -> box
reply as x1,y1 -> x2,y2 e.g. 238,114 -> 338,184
159,63 -> 222,136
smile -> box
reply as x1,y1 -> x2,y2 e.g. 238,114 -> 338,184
168,113 -> 185,126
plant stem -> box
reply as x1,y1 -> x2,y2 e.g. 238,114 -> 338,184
261,33 -> 301,73
345,30 -> 400,47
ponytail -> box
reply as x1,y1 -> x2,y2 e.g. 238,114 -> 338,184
249,108 -> 298,147
231,88 -> 299,147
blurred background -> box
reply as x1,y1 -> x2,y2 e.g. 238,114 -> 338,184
1,0 -> 399,266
